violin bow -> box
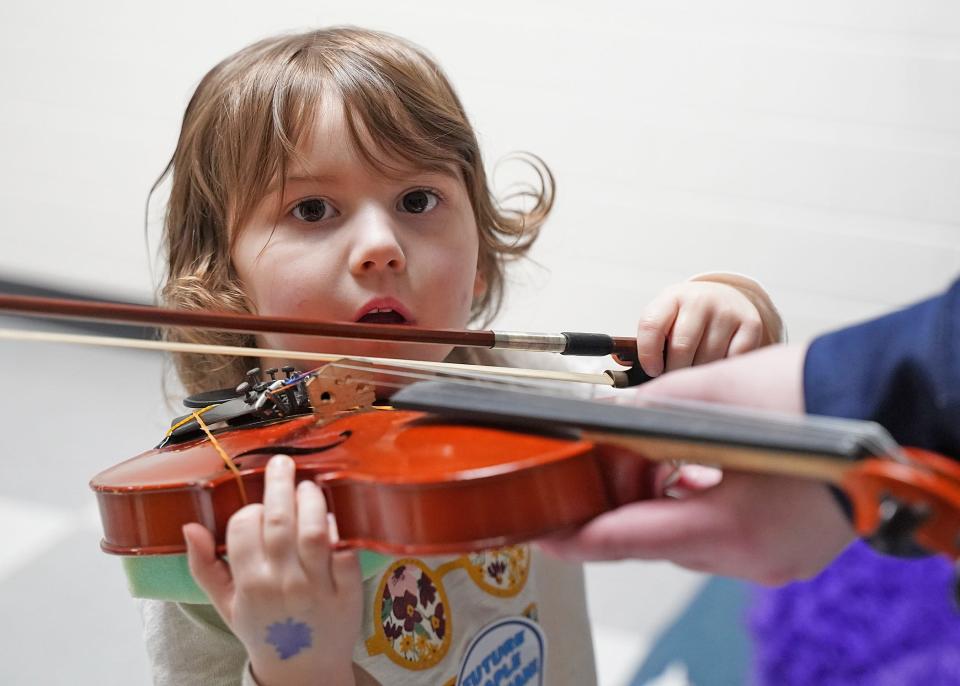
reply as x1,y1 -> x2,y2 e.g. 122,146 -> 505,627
0,293 -> 649,387
0,327 -> 615,388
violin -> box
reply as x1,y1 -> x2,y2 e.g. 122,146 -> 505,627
91,363 -> 645,556
89,361 -> 960,574
5,292 -> 960,582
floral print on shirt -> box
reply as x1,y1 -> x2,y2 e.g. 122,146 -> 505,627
463,545 -> 530,597
367,558 -> 451,670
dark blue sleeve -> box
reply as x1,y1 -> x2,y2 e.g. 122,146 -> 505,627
803,278 -> 960,458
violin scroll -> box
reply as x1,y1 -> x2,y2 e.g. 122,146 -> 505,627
843,448 -> 960,561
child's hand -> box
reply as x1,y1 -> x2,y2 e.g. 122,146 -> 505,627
634,281 -> 769,377
183,455 -> 361,686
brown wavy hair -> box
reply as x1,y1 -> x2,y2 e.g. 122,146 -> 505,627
154,27 -> 553,393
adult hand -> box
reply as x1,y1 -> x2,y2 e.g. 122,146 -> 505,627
542,345 -> 856,584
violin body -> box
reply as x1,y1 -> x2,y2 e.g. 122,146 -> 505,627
92,406 -> 648,556
91,371 -> 960,572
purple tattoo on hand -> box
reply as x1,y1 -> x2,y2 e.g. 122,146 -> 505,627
265,617 -> 313,659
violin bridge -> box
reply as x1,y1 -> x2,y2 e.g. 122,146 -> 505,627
305,366 -> 376,419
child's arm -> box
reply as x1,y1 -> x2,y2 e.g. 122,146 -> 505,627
633,273 -> 783,377
183,455 -> 362,686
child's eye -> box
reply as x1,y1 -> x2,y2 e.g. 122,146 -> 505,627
291,198 -> 336,223
398,189 -> 440,214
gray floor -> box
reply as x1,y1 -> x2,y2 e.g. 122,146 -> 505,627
0,318 -> 703,685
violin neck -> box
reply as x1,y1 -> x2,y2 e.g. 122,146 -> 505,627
390,381 -> 897,482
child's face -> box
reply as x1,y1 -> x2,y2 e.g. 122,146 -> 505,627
232,97 -> 481,363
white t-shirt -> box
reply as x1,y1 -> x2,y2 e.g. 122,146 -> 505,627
141,547 -> 594,685
140,348 -> 597,686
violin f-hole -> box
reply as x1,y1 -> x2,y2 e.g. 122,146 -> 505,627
231,431 -> 352,468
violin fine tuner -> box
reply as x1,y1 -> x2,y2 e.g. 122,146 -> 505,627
163,367 -> 311,447
162,366 -> 377,448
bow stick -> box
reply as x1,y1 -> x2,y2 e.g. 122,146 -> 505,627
0,328 -> 614,387
0,293 -> 649,387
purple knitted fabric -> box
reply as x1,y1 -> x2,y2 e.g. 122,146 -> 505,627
750,541 -> 960,685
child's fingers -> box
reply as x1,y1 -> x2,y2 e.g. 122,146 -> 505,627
296,479 -> 334,591
183,523 -> 235,621
261,455 -> 299,564
331,550 -> 362,597
635,293 -> 680,377
224,503 -> 265,570
726,320 -> 764,356
692,314 -> 737,366
664,305 -> 707,372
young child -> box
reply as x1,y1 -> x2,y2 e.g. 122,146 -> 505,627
145,27 -> 784,686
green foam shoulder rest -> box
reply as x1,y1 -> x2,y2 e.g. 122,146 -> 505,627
121,550 -> 394,604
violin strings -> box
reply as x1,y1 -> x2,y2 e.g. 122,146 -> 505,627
321,359 -> 567,391
191,409 -> 249,506
645,398 -> 904,464
0,327 -> 910,467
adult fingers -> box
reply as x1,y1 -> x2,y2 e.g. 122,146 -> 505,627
635,292 -> 679,377
262,455 -> 298,564
539,495 -> 731,565
183,523 -> 235,622
541,469 -> 849,583
662,464 -> 724,498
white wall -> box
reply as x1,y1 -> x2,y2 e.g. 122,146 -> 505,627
2,4 -> 959,684
3,1 -> 958,342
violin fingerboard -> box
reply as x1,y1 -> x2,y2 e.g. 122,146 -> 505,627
392,381 -> 887,462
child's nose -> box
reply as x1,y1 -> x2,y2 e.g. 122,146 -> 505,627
348,212 -> 407,275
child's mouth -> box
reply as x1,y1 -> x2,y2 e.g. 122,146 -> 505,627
357,308 -> 408,325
